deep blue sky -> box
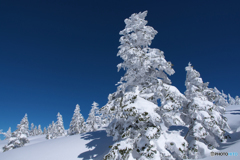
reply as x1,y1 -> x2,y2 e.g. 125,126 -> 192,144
0,0 -> 240,139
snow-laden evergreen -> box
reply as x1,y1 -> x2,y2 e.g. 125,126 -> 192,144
38,125 -> 43,135
56,112 -> 66,136
102,11 -> 188,160
46,124 -> 52,139
235,96 -> 240,105
30,123 -> 35,136
86,102 -> 101,132
43,127 -> 47,135
46,121 -> 57,139
0,127 -> 11,141
34,126 -> 38,136
46,113 -> 65,139
68,104 -> 85,135
213,87 -> 229,108
228,94 -> 235,105
182,63 -> 231,159
2,114 -> 30,152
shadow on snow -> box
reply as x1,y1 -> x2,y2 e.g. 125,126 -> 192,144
78,130 -> 114,160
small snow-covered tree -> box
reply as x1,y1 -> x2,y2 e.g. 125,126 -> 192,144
38,125 -> 43,135
0,127 -> 11,141
182,63 -> 230,159
214,87 -> 229,108
33,126 -> 38,136
235,96 -> 240,105
30,123 -> 35,136
3,114 -> 30,152
46,124 -> 52,139
68,104 -> 85,135
43,127 -> 47,134
19,114 -> 29,137
56,112 -> 66,136
46,121 -> 57,139
86,102 -> 101,132
228,94 -> 235,105
103,11 -> 188,160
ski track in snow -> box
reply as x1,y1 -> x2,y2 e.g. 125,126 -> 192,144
0,106 -> 240,160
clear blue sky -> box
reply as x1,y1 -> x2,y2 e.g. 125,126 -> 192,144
0,0 -> 240,139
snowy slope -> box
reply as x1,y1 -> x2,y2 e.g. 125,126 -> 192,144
0,106 -> 240,160
0,129 -> 114,160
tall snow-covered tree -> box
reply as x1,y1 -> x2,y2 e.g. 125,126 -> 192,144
182,63 -> 230,159
102,11 -> 188,160
228,94 -> 235,105
3,114 -> 30,152
68,104 -> 85,135
56,112 -> 66,136
86,102 -> 101,132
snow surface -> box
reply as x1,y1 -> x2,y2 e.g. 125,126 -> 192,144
0,129 -> 114,160
0,105 -> 240,160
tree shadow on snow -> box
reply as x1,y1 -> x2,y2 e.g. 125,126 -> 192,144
216,131 -> 240,150
78,130 -> 114,160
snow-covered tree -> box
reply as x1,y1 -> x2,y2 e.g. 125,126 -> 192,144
86,102 -> 101,132
235,96 -> 240,105
3,114 -> 30,152
228,94 -> 235,105
214,87 -> 229,108
68,104 -> 85,135
46,121 -> 57,139
102,11 -> 188,160
38,125 -> 43,135
33,126 -> 38,136
46,124 -> 52,139
43,127 -> 47,134
30,123 -> 35,136
0,127 -> 11,141
56,112 -> 66,136
182,63 -> 230,159
19,114 -> 29,137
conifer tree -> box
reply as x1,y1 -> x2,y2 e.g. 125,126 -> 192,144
228,94 -> 235,105
56,112 -> 66,136
235,96 -> 240,105
34,126 -> 38,136
86,102 -> 101,132
3,114 -> 30,152
214,87 -> 229,108
182,63 -> 230,159
0,127 -> 11,140
46,121 -> 58,139
43,127 -> 47,134
20,114 -> 30,137
68,104 -> 85,135
46,124 -> 52,139
30,123 -> 35,136
38,125 -> 43,135
103,11 -> 188,160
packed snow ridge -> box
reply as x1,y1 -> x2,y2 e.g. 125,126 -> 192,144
1,11 -> 240,160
